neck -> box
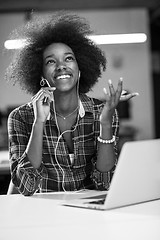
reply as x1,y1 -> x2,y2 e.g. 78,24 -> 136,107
53,91 -> 79,115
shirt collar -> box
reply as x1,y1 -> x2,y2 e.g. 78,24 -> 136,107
28,93 -> 94,119
79,99 -> 85,118
78,94 -> 95,118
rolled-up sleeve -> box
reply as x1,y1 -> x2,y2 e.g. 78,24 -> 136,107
14,153 -> 45,195
8,108 -> 46,196
91,160 -> 117,190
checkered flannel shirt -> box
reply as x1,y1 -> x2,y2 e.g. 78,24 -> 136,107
8,94 -> 119,196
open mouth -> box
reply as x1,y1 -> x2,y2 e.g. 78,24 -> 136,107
56,74 -> 71,80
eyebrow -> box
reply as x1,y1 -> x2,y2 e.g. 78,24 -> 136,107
44,52 -> 75,60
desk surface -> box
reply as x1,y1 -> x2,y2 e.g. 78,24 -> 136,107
0,190 -> 160,240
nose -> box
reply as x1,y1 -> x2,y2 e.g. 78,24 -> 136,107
56,61 -> 67,71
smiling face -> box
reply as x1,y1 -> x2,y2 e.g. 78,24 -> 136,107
43,43 -> 79,92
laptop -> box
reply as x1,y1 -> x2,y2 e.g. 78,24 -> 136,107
63,138 -> 160,210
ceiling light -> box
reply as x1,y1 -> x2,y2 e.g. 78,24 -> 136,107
4,39 -> 27,49
89,33 -> 147,44
4,33 -> 147,49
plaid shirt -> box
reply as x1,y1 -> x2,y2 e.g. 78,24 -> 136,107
8,94 -> 119,196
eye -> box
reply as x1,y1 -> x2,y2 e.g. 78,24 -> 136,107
46,59 -> 56,65
66,55 -> 75,61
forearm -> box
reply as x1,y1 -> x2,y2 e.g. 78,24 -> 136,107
96,123 -> 116,172
26,120 -> 44,169
91,122 -> 118,190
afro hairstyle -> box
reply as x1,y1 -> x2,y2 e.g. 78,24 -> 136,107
5,11 -> 107,95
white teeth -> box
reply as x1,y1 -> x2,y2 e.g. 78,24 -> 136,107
56,75 -> 70,80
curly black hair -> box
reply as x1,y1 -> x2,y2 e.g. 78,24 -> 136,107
5,11 -> 107,95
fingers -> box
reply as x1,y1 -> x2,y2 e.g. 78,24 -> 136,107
108,79 -> 116,96
120,92 -> 139,101
31,90 -> 43,101
40,87 -> 56,103
103,77 -> 123,104
104,77 -> 139,102
103,87 -> 110,101
43,87 -> 56,91
31,88 -> 54,104
115,77 -> 123,100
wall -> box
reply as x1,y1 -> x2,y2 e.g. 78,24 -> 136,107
0,14 -> 31,112
0,9 -> 154,140
77,9 -> 154,140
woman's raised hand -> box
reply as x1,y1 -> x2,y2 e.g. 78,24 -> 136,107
100,77 -> 139,125
31,87 -> 55,123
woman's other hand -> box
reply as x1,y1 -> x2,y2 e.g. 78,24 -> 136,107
100,77 -> 139,125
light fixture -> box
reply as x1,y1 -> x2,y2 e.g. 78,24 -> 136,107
4,39 -> 28,49
88,33 -> 147,45
4,33 -> 147,49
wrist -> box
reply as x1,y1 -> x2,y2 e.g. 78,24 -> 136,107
100,119 -> 112,128
33,120 -> 45,128
97,135 -> 115,144
100,123 -> 113,138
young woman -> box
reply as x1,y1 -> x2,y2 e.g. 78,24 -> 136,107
6,12 -> 138,195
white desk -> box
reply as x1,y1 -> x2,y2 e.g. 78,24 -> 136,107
0,191 -> 160,240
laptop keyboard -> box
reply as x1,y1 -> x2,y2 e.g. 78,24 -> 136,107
88,198 -> 105,205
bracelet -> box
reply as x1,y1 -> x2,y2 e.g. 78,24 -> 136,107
97,135 -> 116,144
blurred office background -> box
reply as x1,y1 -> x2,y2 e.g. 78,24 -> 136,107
0,0 -> 160,193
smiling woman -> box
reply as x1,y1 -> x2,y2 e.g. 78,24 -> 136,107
5,11 -> 138,195
42,43 -> 79,93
